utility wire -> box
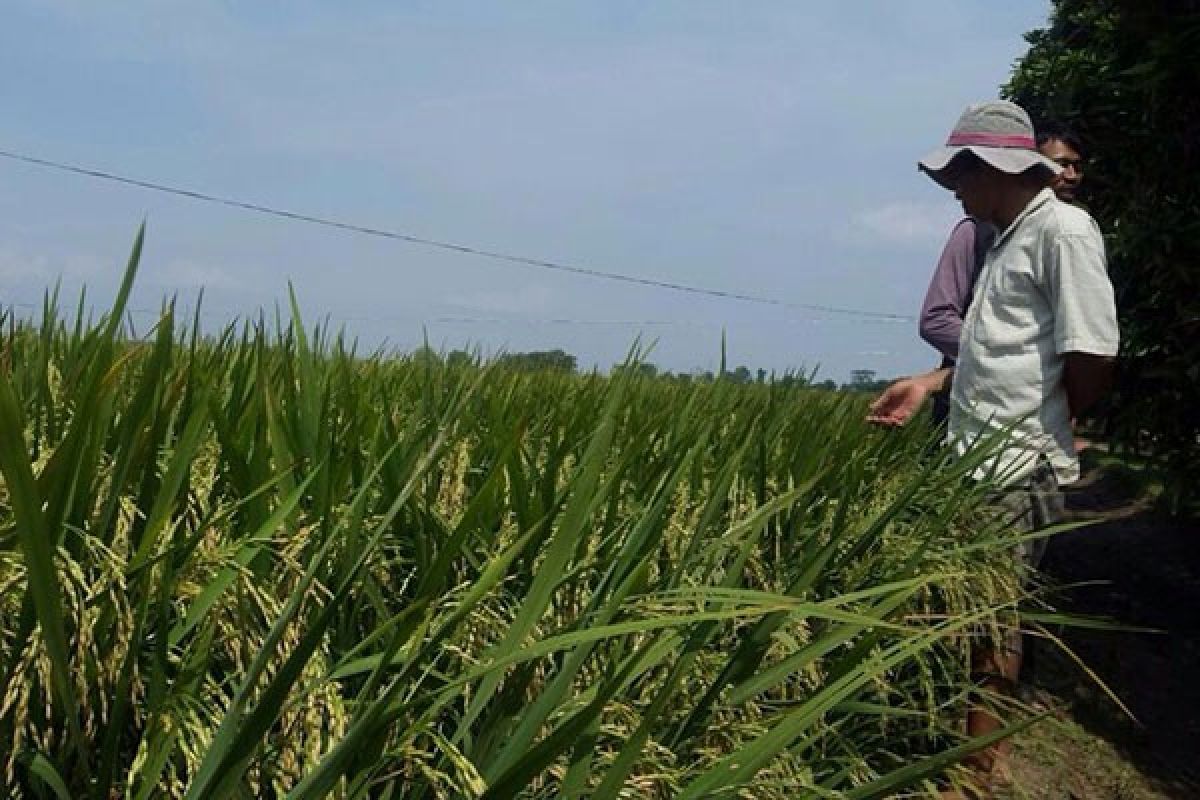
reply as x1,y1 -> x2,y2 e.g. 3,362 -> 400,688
5,301 -> 906,328
0,148 -> 918,322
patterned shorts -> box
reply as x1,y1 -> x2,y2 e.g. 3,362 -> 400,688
988,458 -> 1065,573
984,458 -> 1064,656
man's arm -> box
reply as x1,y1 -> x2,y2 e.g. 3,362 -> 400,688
867,367 -> 954,427
1047,224 -> 1120,420
919,219 -> 982,360
1064,352 -> 1115,419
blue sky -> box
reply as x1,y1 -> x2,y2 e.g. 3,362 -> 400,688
0,1 -> 1049,380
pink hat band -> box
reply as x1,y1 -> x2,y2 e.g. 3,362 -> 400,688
919,101 -> 1058,186
946,131 -> 1036,149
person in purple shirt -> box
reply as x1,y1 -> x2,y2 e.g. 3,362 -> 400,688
918,124 -> 1086,425
919,217 -> 996,424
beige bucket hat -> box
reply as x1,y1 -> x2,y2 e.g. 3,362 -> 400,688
919,100 -> 1062,189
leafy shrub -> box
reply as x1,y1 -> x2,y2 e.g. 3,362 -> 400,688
1005,0 -> 1200,515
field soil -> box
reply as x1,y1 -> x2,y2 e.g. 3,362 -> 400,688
1000,452 -> 1200,799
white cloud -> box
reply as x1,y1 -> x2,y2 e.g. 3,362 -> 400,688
0,247 -> 107,285
0,249 -> 53,283
444,284 -> 555,315
846,201 -> 961,248
149,259 -> 245,291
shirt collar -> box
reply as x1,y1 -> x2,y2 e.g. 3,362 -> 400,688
992,187 -> 1056,249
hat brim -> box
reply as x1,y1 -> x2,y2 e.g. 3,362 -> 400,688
918,145 -> 1062,190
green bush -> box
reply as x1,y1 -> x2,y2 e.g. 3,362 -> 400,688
1005,0 -> 1200,515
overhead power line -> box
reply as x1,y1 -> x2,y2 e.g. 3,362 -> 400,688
6,300 -> 906,329
0,147 -> 917,322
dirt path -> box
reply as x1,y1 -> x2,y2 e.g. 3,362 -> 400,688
1003,456 -> 1200,798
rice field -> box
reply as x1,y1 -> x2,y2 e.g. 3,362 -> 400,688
0,230 -> 1038,798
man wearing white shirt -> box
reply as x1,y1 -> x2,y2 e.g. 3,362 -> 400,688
868,100 -> 1118,795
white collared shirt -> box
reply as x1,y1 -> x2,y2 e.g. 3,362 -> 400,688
949,188 -> 1119,486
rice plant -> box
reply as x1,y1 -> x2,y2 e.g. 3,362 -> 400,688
0,229 -> 1039,798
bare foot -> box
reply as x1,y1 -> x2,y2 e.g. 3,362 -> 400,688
935,747 -> 1015,799
937,779 -> 991,799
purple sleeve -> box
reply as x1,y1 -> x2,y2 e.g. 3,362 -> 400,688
919,218 -> 979,361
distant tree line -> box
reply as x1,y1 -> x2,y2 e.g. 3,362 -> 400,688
611,363 -> 819,387
412,347 -> 578,373
408,345 -> 891,393
495,349 -> 578,372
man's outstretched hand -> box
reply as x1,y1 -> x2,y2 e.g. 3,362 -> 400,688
866,368 -> 951,427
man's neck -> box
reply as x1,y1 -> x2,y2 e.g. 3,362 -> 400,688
992,185 -> 1044,231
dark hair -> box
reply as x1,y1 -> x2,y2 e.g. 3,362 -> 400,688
1036,121 -> 1086,159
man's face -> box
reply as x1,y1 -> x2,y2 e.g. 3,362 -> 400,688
949,158 -> 999,223
1039,137 -> 1084,202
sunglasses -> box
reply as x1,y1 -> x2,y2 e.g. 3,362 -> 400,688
1051,156 -> 1085,172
